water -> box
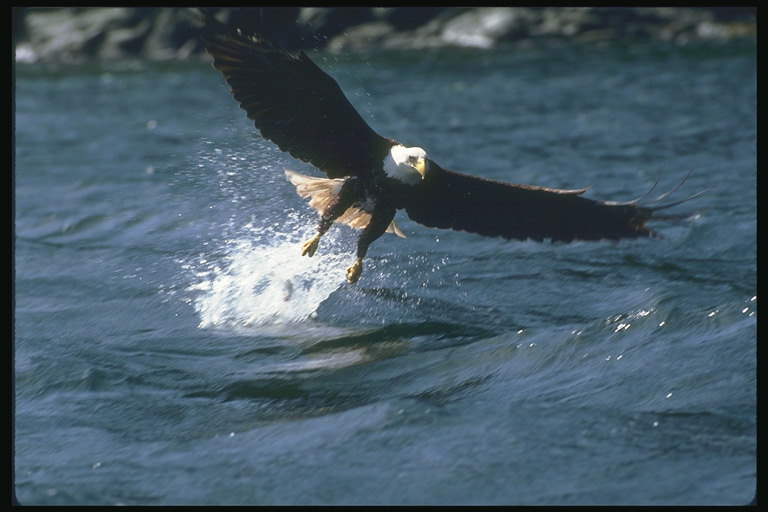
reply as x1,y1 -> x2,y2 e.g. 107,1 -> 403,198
14,41 -> 755,505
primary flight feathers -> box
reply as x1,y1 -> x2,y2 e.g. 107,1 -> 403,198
201,11 -> 387,179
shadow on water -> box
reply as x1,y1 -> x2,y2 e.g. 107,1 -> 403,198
179,313 -> 504,426
304,321 -> 496,353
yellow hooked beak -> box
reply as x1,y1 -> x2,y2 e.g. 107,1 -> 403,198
413,156 -> 427,178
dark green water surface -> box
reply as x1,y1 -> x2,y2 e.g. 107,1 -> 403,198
14,40 -> 755,505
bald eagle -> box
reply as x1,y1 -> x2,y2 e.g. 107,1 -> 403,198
200,11 -> 697,284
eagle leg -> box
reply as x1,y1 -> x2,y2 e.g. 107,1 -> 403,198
301,177 -> 360,258
347,203 -> 396,283
301,234 -> 321,257
346,258 -> 363,283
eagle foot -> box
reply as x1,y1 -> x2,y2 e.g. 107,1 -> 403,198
346,259 -> 363,284
301,235 -> 320,257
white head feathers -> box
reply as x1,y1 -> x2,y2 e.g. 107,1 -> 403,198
383,144 -> 429,185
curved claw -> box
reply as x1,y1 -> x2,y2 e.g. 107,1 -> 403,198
346,259 -> 363,283
301,235 -> 320,257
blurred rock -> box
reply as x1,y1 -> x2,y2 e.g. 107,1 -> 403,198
13,7 -> 756,65
18,7 -> 134,63
439,8 -> 536,49
140,8 -> 204,60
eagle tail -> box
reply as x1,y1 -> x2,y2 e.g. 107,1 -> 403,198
284,170 -> 406,238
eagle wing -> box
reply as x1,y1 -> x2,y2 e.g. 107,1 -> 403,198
200,11 -> 391,178
404,162 -> 661,242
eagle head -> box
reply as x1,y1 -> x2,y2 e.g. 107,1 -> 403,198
384,144 -> 429,185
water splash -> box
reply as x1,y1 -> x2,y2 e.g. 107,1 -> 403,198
186,221 -> 351,328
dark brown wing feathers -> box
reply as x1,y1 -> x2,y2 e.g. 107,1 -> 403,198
201,11 -> 390,178
404,162 -> 656,242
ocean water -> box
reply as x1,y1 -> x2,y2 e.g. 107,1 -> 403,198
14,40 -> 755,505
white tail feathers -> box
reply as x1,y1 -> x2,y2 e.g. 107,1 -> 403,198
284,170 -> 406,238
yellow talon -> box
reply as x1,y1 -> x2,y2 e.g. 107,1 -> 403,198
301,235 -> 320,257
346,259 -> 363,283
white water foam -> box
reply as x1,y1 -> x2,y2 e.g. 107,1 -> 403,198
187,222 -> 351,328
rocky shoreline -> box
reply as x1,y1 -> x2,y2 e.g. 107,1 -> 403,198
14,7 -> 756,65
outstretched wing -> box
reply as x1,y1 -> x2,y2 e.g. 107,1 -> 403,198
404,162 -> 673,242
200,10 -> 392,178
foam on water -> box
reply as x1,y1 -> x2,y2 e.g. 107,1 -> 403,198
187,222 -> 351,328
